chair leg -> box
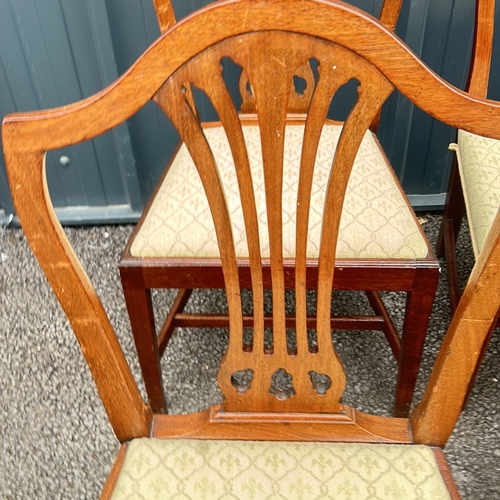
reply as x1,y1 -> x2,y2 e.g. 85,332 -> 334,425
394,266 -> 440,417
436,155 -> 465,260
443,220 -> 461,313
436,156 -> 466,313
120,267 -> 167,413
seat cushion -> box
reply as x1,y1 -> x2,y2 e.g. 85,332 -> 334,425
131,124 -> 428,260
110,439 -> 451,499
451,130 -> 500,258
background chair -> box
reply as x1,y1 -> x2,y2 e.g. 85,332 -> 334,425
4,1 -> 500,497
119,0 -> 438,419
436,0 -> 498,403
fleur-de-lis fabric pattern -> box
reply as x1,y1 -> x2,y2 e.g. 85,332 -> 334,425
110,439 -> 451,499
131,125 -> 427,260
451,130 -> 500,258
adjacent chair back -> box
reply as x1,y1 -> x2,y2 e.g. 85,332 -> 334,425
4,0 -> 500,497
437,0 -> 495,307
436,0 -> 498,404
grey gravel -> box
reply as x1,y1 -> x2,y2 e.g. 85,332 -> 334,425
0,214 -> 499,499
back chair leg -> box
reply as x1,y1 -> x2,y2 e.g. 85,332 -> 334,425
120,268 -> 166,413
436,157 -> 466,260
443,220 -> 462,313
394,266 -> 440,417
437,158 -> 466,312
365,291 -> 401,360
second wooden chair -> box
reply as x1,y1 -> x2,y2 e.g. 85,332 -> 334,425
436,0 -> 498,404
119,0 -> 439,418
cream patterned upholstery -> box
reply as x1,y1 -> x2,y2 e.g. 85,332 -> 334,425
131,124 -> 427,260
451,130 -> 500,258
110,439 -> 451,499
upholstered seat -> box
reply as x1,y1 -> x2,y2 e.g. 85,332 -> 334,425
111,439 -> 450,500
131,124 -> 428,261
450,130 -> 500,258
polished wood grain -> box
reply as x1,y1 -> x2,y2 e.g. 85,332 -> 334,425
3,151 -> 152,441
5,0 -> 500,418
379,0 -> 404,32
6,2 -> 500,150
468,0 -> 495,99
412,209 -> 500,445
152,0 -> 176,32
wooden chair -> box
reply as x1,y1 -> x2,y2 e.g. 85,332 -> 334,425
119,0 -> 438,419
436,0 -> 497,403
5,0 -> 500,496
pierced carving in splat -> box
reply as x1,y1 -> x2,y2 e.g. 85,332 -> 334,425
293,75 -> 307,97
270,368 -> 296,401
239,61 -> 315,114
308,371 -> 332,396
231,369 -> 254,394
152,31 -> 394,414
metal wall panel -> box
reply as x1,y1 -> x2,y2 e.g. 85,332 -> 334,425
0,0 -> 143,225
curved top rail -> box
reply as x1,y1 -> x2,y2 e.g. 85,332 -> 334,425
4,0 -> 500,152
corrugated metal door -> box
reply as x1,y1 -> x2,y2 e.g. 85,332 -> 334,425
0,0 -> 143,225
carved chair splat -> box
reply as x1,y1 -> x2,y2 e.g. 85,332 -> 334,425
119,0 -> 437,418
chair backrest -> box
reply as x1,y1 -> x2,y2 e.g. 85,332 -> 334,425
4,0 -> 500,447
154,28 -> 396,413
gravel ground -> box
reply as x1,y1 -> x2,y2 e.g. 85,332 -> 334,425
0,214 -> 499,499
